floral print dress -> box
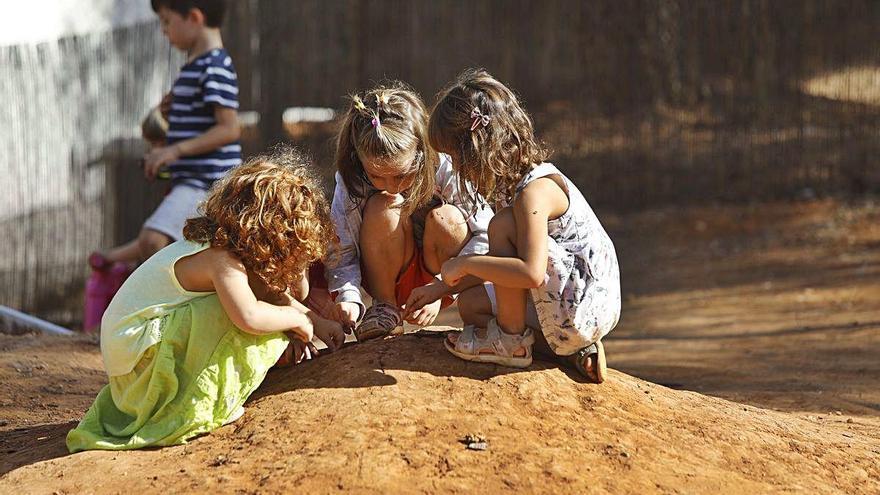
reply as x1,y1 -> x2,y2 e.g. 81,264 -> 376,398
512,163 -> 621,356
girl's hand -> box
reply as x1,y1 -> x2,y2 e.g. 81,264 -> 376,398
144,145 -> 180,180
334,302 -> 360,332
441,257 -> 469,287
285,339 -> 319,365
313,317 -> 345,352
402,279 -> 448,320
405,298 -> 442,327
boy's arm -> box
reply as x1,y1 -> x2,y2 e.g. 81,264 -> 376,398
144,107 -> 240,179
174,106 -> 240,156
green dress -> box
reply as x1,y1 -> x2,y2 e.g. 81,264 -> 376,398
67,242 -> 288,452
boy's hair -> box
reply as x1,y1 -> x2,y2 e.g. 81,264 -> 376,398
429,68 -> 549,208
150,0 -> 227,27
183,146 -> 335,295
334,82 -> 437,216
141,107 -> 168,144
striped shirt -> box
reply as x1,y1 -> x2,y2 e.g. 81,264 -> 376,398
167,48 -> 241,190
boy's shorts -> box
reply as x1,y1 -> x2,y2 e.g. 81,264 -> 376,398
143,184 -> 208,241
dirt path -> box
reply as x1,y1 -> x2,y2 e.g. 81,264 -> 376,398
2,199 -> 879,493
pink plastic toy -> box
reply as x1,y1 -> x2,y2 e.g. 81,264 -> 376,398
83,253 -> 132,333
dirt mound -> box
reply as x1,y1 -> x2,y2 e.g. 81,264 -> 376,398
2,330 -> 878,494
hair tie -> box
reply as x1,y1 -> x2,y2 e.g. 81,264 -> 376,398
377,92 -> 390,109
371,117 -> 381,128
470,107 -> 491,131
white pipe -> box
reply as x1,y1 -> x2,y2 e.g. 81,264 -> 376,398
0,306 -> 75,336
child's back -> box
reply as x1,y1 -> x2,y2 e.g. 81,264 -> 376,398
100,239 -> 212,377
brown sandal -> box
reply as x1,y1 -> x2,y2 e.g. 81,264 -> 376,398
562,340 -> 607,383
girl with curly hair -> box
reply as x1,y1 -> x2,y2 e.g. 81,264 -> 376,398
426,69 -> 620,382
316,82 -> 493,341
67,148 -> 345,452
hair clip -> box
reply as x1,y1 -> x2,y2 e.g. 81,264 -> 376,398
470,107 -> 491,131
352,95 -> 367,112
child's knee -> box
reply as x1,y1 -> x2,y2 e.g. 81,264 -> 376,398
423,205 -> 470,272
425,204 -> 468,241
488,208 -> 515,237
487,208 -> 516,254
363,192 -> 403,222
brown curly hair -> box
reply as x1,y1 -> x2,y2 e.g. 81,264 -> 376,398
428,69 -> 550,209
335,81 -> 438,216
183,146 -> 335,295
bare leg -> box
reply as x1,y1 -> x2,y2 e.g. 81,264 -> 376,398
137,228 -> 173,261
485,208 -> 528,335
446,208 -> 531,360
457,285 -> 494,328
421,204 -> 470,275
102,239 -> 143,264
359,192 -> 414,306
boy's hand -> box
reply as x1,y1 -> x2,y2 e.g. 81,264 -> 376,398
144,145 -> 180,180
334,302 -> 360,332
402,279 -> 448,320
441,258 -> 469,287
405,298 -> 442,327
313,317 -> 345,352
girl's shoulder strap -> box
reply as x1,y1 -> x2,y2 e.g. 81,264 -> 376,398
516,162 -> 563,193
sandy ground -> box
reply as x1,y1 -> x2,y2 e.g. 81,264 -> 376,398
2,198 -> 880,493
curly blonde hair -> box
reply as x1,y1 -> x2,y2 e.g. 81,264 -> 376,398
183,147 -> 335,295
429,69 -> 549,208
335,82 -> 438,216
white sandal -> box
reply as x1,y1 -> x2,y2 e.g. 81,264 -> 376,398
444,318 -> 535,368
355,301 -> 402,342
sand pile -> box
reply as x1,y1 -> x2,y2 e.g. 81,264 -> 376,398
1,330 -> 877,494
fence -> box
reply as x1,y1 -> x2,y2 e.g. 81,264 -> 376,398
229,0 -> 880,207
3,0 -> 880,325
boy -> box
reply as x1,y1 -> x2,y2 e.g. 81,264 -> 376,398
100,0 -> 240,265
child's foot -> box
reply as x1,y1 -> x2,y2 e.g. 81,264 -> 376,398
88,251 -> 110,270
444,318 -> 535,368
560,341 -> 607,383
354,301 -> 402,342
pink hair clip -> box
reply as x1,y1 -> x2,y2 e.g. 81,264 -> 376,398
470,107 -> 490,131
